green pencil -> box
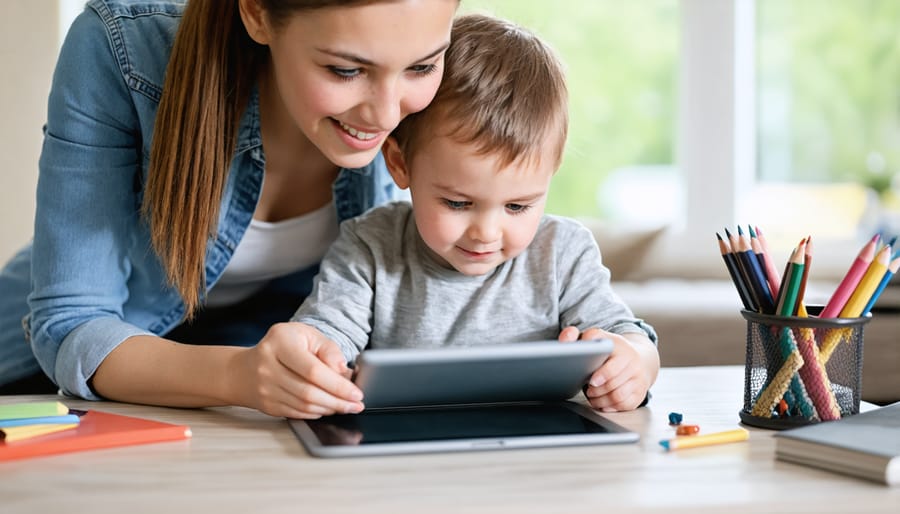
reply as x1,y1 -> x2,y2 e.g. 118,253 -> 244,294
778,241 -> 806,317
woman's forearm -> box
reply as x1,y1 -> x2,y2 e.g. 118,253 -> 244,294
90,334 -> 243,408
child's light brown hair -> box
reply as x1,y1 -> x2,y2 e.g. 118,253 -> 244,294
391,13 -> 568,170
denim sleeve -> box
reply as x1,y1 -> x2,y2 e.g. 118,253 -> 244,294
28,8 -> 152,399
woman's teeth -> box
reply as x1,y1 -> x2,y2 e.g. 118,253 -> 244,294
338,121 -> 377,141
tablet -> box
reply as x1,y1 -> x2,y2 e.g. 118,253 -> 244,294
352,339 -> 614,409
289,401 -> 639,458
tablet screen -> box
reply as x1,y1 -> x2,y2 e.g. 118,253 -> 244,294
290,401 -> 639,457
309,403 -> 606,445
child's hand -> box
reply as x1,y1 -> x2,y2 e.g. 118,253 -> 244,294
558,327 -> 659,412
230,322 -> 364,419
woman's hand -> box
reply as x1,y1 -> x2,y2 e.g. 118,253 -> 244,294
229,322 -> 364,419
558,327 -> 659,412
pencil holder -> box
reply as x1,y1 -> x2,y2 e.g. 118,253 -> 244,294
739,307 -> 869,430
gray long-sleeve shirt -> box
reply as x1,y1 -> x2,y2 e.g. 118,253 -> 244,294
292,201 -> 657,362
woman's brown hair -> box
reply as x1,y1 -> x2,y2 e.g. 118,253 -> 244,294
144,0 -> 390,317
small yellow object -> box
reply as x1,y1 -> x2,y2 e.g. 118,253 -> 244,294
1,423 -> 78,443
660,428 -> 749,451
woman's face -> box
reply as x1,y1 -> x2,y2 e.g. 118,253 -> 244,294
249,0 -> 456,169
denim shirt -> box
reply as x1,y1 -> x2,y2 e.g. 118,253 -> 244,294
0,0 -> 399,399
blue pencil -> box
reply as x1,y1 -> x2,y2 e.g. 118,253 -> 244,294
737,226 -> 776,314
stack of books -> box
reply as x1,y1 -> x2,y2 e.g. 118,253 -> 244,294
0,401 -> 80,442
0,400 -> 191,462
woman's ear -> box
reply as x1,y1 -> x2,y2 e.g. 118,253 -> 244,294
238,0 -> 272,45
382,137 -> 411,190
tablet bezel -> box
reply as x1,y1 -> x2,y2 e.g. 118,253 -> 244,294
288,400 -> 639,458
352,340 -> 614,409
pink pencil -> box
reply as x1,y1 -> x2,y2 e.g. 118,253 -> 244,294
818,234 -> 880,319
754,226 -> 782,300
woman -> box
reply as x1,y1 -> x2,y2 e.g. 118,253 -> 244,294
0,0 -> 456,419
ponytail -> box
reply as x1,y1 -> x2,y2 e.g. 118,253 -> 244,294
143,0 -> 261,318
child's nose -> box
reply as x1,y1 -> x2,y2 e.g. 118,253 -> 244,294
468,213 -> 501,243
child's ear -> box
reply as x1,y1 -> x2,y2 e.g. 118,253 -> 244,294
382,137 -> 411,190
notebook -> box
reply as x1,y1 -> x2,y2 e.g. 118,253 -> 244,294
0,409 -> 191,462
289,340 -> 638,457
774,401 -> 900,485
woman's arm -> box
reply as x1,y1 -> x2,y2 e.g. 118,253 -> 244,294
92,323 -> 365,418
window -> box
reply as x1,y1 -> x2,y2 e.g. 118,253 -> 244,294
461,1 -> 679,223
751,0 -> 900,251
468,1 -> 900,276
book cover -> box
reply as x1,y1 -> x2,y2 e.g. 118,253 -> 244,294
0,401 -> 69,420
0,414 -> 80,428
1,423 -> 79,443
0,410 -> 191,462
774,401 -> 900,486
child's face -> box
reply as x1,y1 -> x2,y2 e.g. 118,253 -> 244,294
385,135 -> 555,276
248,0 -> 455,170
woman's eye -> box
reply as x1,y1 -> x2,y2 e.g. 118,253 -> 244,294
328,66 -> 361,80
409,63 -> 438,76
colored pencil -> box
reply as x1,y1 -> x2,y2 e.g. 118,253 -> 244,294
775,245 -> 800,316
840,245 -> 892,318
737,226 -> 776,314
862,256 -> 900,316
725,228 -> 760,312
794,239 -> 842,420
771,240 -> 817,419
717,233 -> 754,310
747,226 -> 768,281
659,428 -> 749,451
754,227 -> 783,296
818,234 -> 879,318
795,236 -> 812,315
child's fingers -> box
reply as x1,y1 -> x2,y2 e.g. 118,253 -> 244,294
578,327 -> 607,341
586,377 -> 643,411
558,326 -> 580,342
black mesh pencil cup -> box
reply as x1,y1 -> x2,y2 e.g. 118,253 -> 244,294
739,307 -> 869,430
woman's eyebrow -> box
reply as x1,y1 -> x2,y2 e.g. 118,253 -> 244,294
316,41 -> 451,66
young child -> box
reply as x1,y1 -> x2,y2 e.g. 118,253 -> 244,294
292,13 -> 659,413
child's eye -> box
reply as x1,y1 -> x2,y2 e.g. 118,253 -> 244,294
328,66 -> 362,80
506,203 -> 531,215
443,199 -> 470,210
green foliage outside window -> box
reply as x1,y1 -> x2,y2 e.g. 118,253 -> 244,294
461,1 -> 679,219
758,0 -> 900,196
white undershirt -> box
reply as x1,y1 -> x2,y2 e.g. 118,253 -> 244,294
205,202 -> 339,308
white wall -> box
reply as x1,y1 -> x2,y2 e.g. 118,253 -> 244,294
0,1 -> 63,264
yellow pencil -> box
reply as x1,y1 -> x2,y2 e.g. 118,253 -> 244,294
840,245 -> 892,317
659,428 -> 749,451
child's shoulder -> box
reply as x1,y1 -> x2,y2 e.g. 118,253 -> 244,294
536,214 -> 596,245
348,201 -> 412,227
